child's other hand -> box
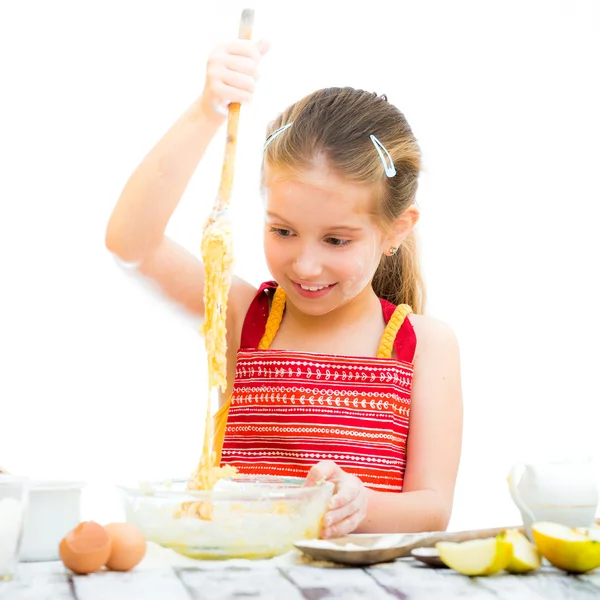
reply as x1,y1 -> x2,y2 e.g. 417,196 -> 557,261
200,39 -> 270,120
305,460 -> 368,539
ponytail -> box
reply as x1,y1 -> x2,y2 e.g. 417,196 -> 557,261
372,231 -> 425,314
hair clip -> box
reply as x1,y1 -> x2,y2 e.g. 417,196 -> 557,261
370,135 -> 396,177
263,122 -> 294,152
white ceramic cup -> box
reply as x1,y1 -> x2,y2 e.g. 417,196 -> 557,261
20,481 -> 86,562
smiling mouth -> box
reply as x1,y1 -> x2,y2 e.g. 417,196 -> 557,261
298,283 -> 331,291
291,281 -> 337,297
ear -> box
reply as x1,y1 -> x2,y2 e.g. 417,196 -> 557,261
384,204 -> 420,255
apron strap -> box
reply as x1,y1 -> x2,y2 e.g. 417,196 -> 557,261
376,304 -> 413,359
258,286 -> 286,350
256,287 -> 413,356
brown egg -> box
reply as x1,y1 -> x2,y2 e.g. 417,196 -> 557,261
104,522 -> 146,571
59,521 -> 112,574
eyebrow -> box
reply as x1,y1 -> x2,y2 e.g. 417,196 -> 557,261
327,225 -> 364,233
266,212 -> 363,233
265,212 -> 289,223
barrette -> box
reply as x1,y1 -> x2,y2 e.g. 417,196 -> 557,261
370,134 -> 396,177
263,122 -> 294,151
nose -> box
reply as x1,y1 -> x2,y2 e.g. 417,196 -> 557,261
293,243 -> 323,280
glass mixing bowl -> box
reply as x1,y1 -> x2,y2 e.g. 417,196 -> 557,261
117,475 -> 334,560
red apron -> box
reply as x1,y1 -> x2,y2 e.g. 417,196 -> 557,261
215,281 -> 416,492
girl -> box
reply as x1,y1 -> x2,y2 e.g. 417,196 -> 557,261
106,39 -> 463,538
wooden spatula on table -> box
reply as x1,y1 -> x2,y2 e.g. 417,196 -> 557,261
294,524 -> 526,566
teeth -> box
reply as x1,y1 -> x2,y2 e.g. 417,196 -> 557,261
300,284 -> 328,291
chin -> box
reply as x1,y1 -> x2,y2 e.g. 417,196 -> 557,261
296,302 -> 339,317
284,290 -> 342,316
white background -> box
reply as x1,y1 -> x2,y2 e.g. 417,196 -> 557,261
1,0 -> 599,531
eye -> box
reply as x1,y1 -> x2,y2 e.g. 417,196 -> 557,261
325,237 -> 351,247
270,227 -> 293,238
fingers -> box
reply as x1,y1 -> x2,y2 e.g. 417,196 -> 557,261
306,462 -> 368,538
202,39 -> 268,119
305,460 -> 340,487
206,59 -> 257,96
323,494 -> 359,528
317,470 -> 367,538
322,506 -> 364,539
328,478 -> 361,510
221,55 -> 260,80
221,39 -> 266,61
210,81 -> 252,108
220,69 -> 256,95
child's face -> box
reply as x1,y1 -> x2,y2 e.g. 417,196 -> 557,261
263,163 -> 388,316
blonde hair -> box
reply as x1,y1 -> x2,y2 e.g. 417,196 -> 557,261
262,87 -> 425,313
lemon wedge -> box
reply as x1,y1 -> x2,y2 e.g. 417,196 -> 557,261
532,521 -> 600,574
502,529 -> 541,573
436,536 -> 512,576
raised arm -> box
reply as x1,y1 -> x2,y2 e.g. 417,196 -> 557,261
105,40 -> 269,317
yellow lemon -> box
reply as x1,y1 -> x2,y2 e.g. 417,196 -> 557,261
502,529 -> 541,573
532,521 -> 600,574
436,536 -> 512,576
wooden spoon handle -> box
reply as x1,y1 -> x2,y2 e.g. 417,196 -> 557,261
408,520 -> 600,551
215,8 -> 255,213
400,525 -> 525,552
426,525 -> 525,545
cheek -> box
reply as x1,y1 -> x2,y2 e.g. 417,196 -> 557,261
263,234 -> 276,267
338,241 -> 382,295
263,234 -> 285,274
